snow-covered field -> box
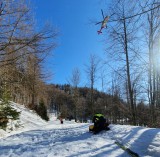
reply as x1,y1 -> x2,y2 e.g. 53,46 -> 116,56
0,102 -> 160,157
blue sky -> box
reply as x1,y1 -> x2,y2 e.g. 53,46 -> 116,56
32,0 -> 111,87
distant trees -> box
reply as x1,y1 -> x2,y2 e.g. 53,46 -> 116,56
136,101 -> 150,126
47,84 -> 130,123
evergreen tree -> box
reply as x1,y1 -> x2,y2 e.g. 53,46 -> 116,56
36,99 -> 49,121
0,90 -> 20,129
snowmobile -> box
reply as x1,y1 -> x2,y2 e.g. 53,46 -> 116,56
89,122 -> 110,133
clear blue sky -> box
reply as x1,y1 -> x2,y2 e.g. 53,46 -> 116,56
32,0 -> 111,87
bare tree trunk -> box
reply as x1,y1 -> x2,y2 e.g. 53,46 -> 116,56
146,2 -> 160,126
85,54 -> 100,116
69,68 -> 81,122
123,18 -> 136,125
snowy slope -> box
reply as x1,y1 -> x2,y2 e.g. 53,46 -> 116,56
0,102 -> 47,138
0,102 -> 160,157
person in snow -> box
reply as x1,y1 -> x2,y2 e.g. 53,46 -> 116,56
92,113 -> 106,134
60,117 -> 63,124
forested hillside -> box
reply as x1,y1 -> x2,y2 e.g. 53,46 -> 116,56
46,84 -> 150,127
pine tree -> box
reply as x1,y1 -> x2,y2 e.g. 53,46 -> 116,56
0,90 -> 20,129
36,99 -> 49,121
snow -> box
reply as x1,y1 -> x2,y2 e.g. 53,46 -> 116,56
0,102 -> 160,157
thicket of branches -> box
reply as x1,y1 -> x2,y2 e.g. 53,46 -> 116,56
103,0 -> 160,127
0,0 -> 57,128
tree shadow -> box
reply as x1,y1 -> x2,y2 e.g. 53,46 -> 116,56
110,125 -> 160,157
127,128 -> 160,157
67,143 -> 130,157
109,125 -> 142,143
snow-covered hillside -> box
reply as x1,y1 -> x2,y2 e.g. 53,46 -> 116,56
0,102 -> 48,138
0,102 -> 160,157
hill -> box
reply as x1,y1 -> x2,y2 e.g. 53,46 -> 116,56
0,102 -> 47,138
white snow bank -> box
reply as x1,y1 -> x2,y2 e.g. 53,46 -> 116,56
108,124 -> 160,157
0,102 -> 48,138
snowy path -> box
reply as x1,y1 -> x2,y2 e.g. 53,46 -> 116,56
0,122 -> 130,157
1,103 -> 160,157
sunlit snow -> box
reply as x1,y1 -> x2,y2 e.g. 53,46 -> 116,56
0,102 -> 160,157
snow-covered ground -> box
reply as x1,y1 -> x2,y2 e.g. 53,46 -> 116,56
0,102 -> 160,157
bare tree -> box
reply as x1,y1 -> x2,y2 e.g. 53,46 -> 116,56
85,54 -> 100,116
105,0 -> 145,125
0,0 -> 58,108
70,68 -> 81,88
69,67 -> 81,122
139,0 -> 160,127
